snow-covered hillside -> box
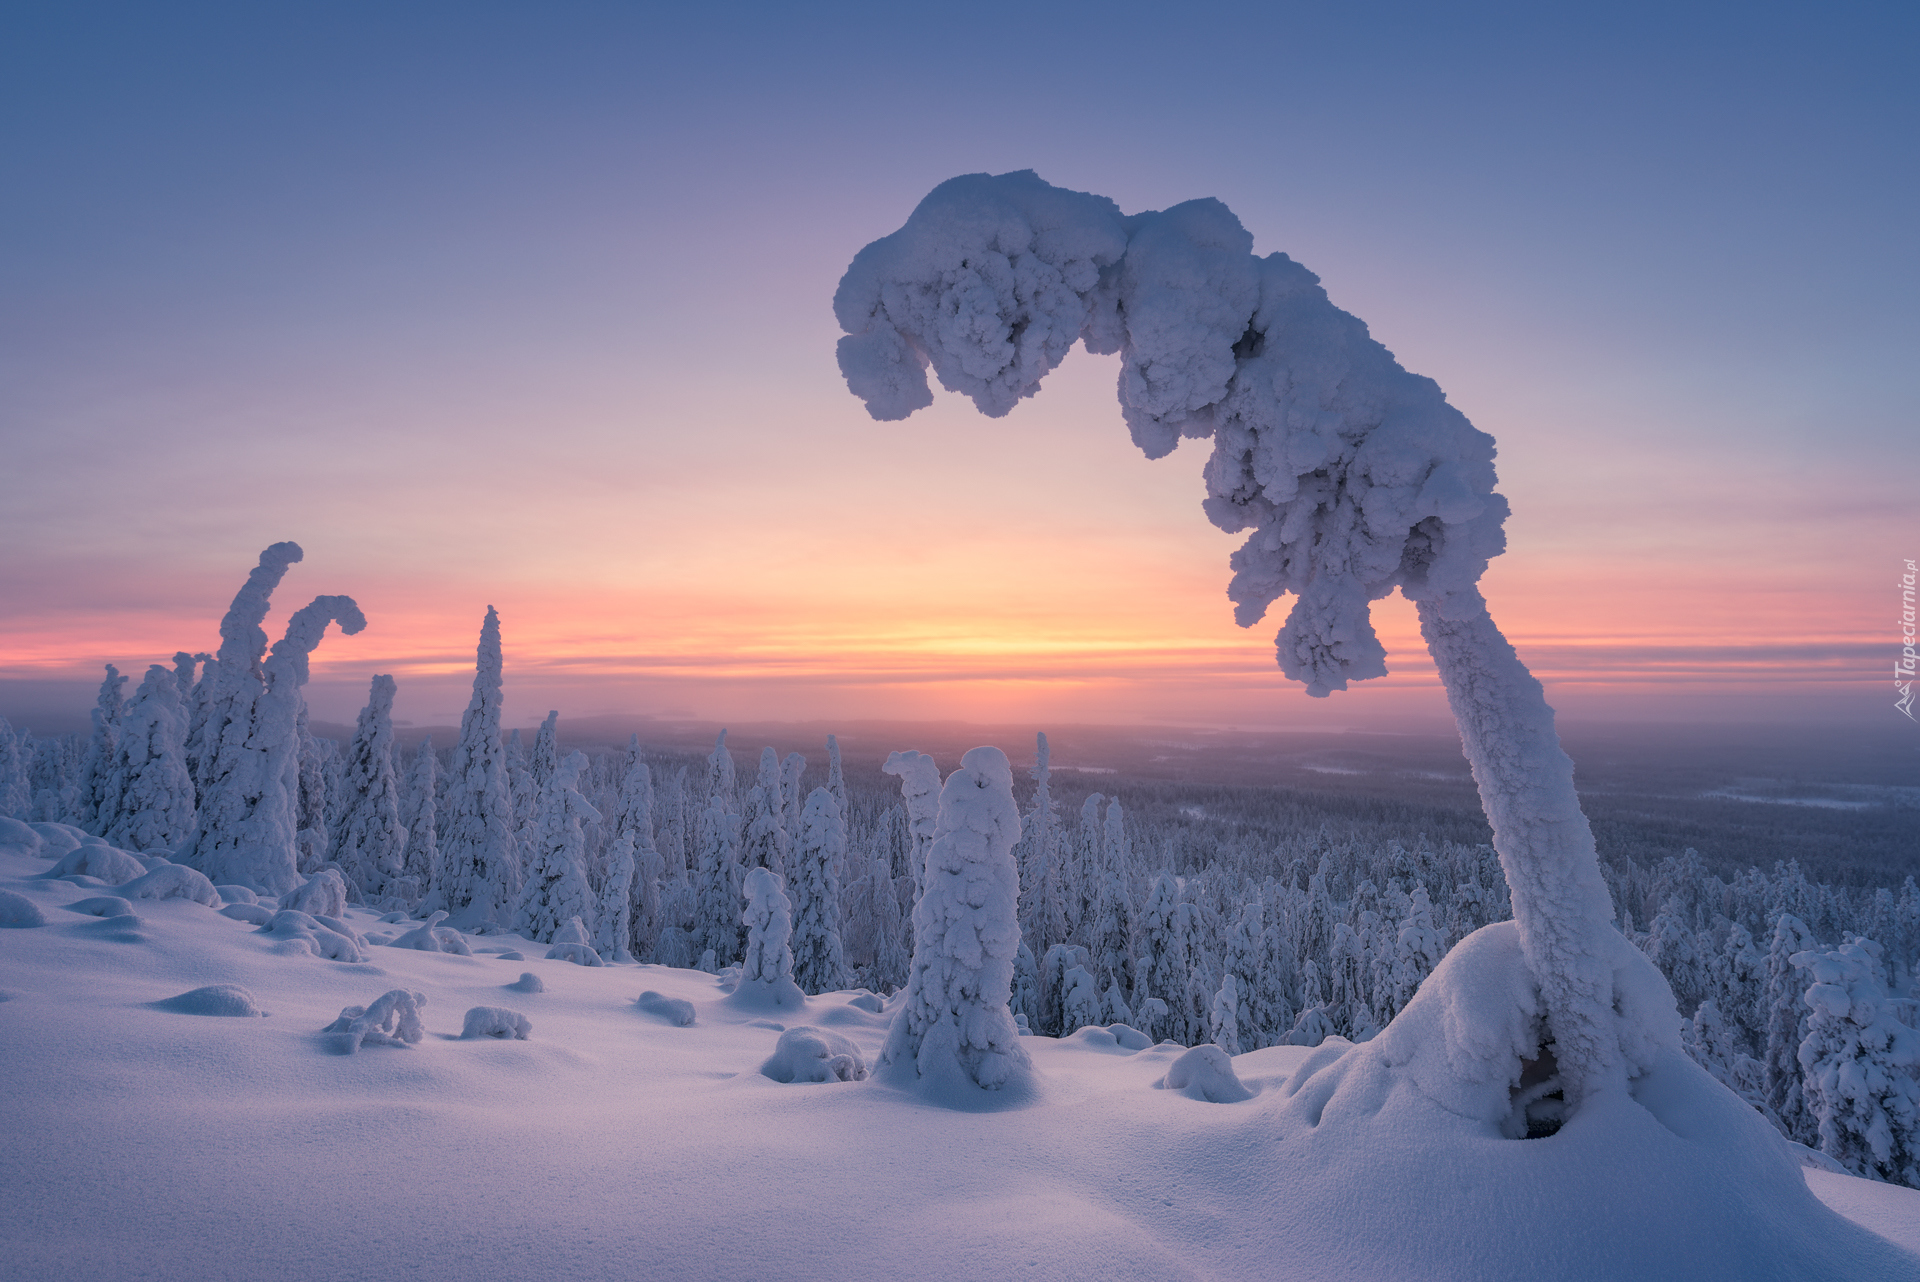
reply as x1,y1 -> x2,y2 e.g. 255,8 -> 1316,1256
3,833 -> 1915,1282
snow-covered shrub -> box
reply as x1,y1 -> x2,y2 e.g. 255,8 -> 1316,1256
460,1006 -> 532,1040
325,990 -> 427,1053
154,984 -> 267,1017
386,909 -> 472,954
65,895 -> 135,918
1159,1044 -> 1253,1103
119,863 -> 220,906
0,890 -> 47,927
728,866 -> 804,1010
1792,938 -> 1920,1186
258,909 -> 366,962
761,1026 -> 868,1084
635,990 -> 696,1026
281,868 -> 350,919
878,746 -> 1034,1104
507,972 -> 544,994
39,843 -> 146,886
545,915 -> 603,966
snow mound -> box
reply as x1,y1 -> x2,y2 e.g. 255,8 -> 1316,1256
846,991 -> 884,1013
219,902 -> 275,926
153,984 -> 268,1017
506,972 -> 544,994
1159,1044 -> 1254,1102
545,916 -> 603,967
281,869 -> 349,919
761,1026 -> 870,1084
216,885 -> 258,905
495,950 -> 524,961
1069,1024 -> 1155,1053
0,815 -> 40,854
119,863 -> 220,906
258,910 -> 367,962
0,890 -> 48,928
29,823 -> 83,856
636,990 -> 696,1026
387,910 -> 472,954
39,843 -> 146,886
1247,921 -> 1919,1279
324,990 -> 427,1054
460,1006 -> 531,1040
65,895 -> 135,918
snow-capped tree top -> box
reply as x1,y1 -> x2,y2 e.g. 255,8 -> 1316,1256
835,170 -> 1506,696
267,596 -> 367,686
216,542 -> 304,685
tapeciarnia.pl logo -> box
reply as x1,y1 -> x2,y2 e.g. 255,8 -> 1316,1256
1899,558 -> 1917,721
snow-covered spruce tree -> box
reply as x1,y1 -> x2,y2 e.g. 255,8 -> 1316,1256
0,717 -> 28,820
741,747 -> 789,876
878,746 -> 1034,1103
1765,912 -> 1822,1145
780,750 -> 806,843
428,608 -> 521,928
294,704 -> 333,866
730,866 -> 806,1009
835,171 -> 1658,1104
693,800 -> 745,966
170,651 -> 201,701
333,675 -> 407,901
529,710 -> 559,792
1016,732 -> 1068,957
102,664 -> 196,852
513,750 -> 601,945
881,749 -> 941,894
185,544 -> 366,894
606,737 -> 663,958
704,729 -> 735,805
397,737 -> 438,900
1792,938 -> 1920,1187
75,664 -> 128,834
790,786 -> 851,994
825,734 -> 849,879
594,833 -> 637,964
1210,973 -> 1244,1055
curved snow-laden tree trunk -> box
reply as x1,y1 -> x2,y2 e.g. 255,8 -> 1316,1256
833,170 -> 1641,1102
1418,588 -> 1622,1093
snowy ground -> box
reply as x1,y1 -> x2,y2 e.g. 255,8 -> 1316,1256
3,847 -> 1917,1282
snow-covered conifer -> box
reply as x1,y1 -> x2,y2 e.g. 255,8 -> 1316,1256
694,801 -> 745,966
878,746 -> 1033,1100
1210,973 -> 1244,1055
513,751 -> 600,945
294,705 -> 332,862
789,787 -> 850,994
529,711 -> 559,791
397,737 -> 438,899
0,718 -> 27,820
429,608 -> 521,927
101,665 -> 195,852
881,750 -> 941,894
733,866 -> 805,1008
780,750 -> 806,841
741,747 -> 789,876
1765,912 -> 1821,1144
705,729 -> 735,805
1140,872 -> 1193,1044
1792,938 -> 1920,1186
825,735 -> 848,877
1384,885 -> 1445,1022
594,833 -> 636,964
1016,732 -> 1068,956
75,665 -> 128,834
605,738 -> 662,957
1642,900 -> 1707,1016
333,675 -> 407,901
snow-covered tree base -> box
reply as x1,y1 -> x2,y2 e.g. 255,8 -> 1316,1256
1258,922 -> 1906,1279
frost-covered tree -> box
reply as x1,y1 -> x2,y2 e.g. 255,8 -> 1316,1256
881,750 -> 942,895
333,675 -> 407,901
825,734 -> 849,878
1792,938 -> 1920,1187
878,746 -> 1033,1101
780,750 -> 807,842
836,171 -> 1646,1100
1383,884 -> 1445,1022
741,747 -> 789,876
529,710 -> 559,792
733,865 -> 805,1008
75,665 -> 128,834
693,800 -> 745,966
1210,973 -> 1244,1055
430,607 -> 521,927
606,737 -> 662,957
790,786 -> 850,994
1140,872 -> 1194,1044
513,751 -> 601,945
594,833 -> 636,964
0,717 -> 28,820
397,737 -> 438,899
185,543 -> 365,895
1765,912 -> 1822,1144
1016,732 -> 1068,956
705,729 -> 736,805
102,664 -> 195,852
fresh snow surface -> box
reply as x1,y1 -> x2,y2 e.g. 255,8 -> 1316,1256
2,845 -> 1916,1282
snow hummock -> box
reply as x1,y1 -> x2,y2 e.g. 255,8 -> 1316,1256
761,1025 -> 870,1084
460,1006 -> 532,1040
0,889 -> 48,927
1159,1044 -> 1254,1103
152,984 -> 267,1018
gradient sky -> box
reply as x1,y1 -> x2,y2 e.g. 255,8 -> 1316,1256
2,1 -> 1914,733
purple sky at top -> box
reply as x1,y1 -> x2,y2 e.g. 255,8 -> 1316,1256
2,1 -> 1914,735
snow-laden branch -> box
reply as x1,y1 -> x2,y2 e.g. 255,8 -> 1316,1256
835,171 -> 1638,1101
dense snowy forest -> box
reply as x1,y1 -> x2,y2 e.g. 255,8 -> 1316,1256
4,539 -> 1916,1191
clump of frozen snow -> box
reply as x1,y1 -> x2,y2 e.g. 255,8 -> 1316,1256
219,902 -> 274,925
1159,1044 -> 1254,1103
386,910 -> 471,955
761,1026 -> 869,1084
460,1006 -> 532,1040
118,863 -> 220,906
30,823 -> 83,857
281,869 -> 349,919
39,844 -> 146,886
65,895 -> 135,918
324,990 -> 427,1054
506,972 -> 544,993
258,909 -> 367,962
635,990 -> 696,1026
544,916 -> 604,967
153,984 -> 267,1017
216,885 -> 258,905
0,890 -> 48,927
0,816 -> 41,854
